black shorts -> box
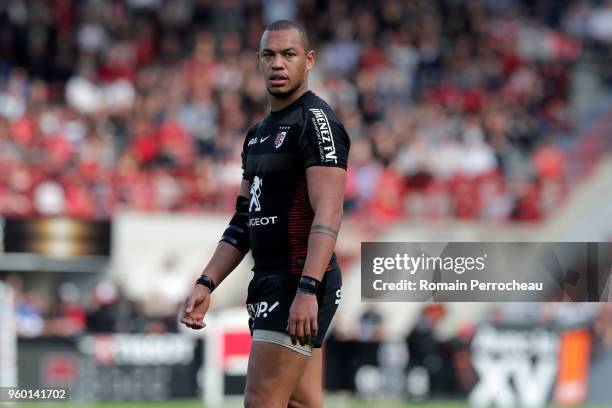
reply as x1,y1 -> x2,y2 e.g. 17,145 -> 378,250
246,266 -> 342,349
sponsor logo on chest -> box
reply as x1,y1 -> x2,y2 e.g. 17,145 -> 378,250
248,176 -> 277,227
249,176 -> 263,212
248,216 -> 277,226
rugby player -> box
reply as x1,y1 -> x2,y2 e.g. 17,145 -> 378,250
180,20 -> 350,408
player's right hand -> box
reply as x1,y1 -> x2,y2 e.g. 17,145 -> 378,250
180,285 -> 211,330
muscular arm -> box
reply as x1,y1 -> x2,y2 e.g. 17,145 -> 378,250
199,179 -> 251,287
288,166 -> 346,345
181,179 -> 250,329
301,166 -> 346,281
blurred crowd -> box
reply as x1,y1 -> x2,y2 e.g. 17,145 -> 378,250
4,274 -> 179,338
0,0 -> 611,222
327,301 -> 612,397
5,272 -> 612,400
8,265 -> 612,355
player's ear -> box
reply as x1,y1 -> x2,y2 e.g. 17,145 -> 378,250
306,50 -> 315,71
256,51 -> 262,71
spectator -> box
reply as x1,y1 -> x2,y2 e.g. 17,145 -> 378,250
86,280 -> 119,333
356,304 -> 384,342
0,0 -> 604,223
47,282 -> 86,336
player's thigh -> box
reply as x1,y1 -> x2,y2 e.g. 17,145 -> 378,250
289,348 -> 323,408
245,340 -> 310,408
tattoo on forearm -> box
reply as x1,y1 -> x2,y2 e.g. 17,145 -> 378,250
310,224 -> 338,239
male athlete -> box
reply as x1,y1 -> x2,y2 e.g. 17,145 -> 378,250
181,20 -> 350,408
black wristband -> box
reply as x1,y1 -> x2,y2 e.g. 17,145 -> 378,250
220,196 -> 250,254
297,276 -> 320,295
195,275 -> 216,293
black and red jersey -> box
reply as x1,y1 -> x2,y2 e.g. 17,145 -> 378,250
241,91 -> 350,276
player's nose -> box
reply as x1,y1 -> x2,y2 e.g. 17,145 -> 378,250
271,54 -> 284,68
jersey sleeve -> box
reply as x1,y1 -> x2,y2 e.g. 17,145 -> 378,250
241,124 -> 258,180
298,108 -> 350,170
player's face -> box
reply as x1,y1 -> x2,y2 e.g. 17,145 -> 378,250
258,29 -> 314,98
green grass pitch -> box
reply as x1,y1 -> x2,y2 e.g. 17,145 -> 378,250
12,402 -> 463,408
11,400 -> 610,408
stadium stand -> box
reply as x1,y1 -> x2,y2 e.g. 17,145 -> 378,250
1,0 -> 610,223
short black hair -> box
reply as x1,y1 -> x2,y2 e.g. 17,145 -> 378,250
262,19 -> 310,51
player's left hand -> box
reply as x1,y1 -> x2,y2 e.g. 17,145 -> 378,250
288,292 -> 318,346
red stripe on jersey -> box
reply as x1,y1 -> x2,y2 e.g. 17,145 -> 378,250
288,178 -> 314,274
